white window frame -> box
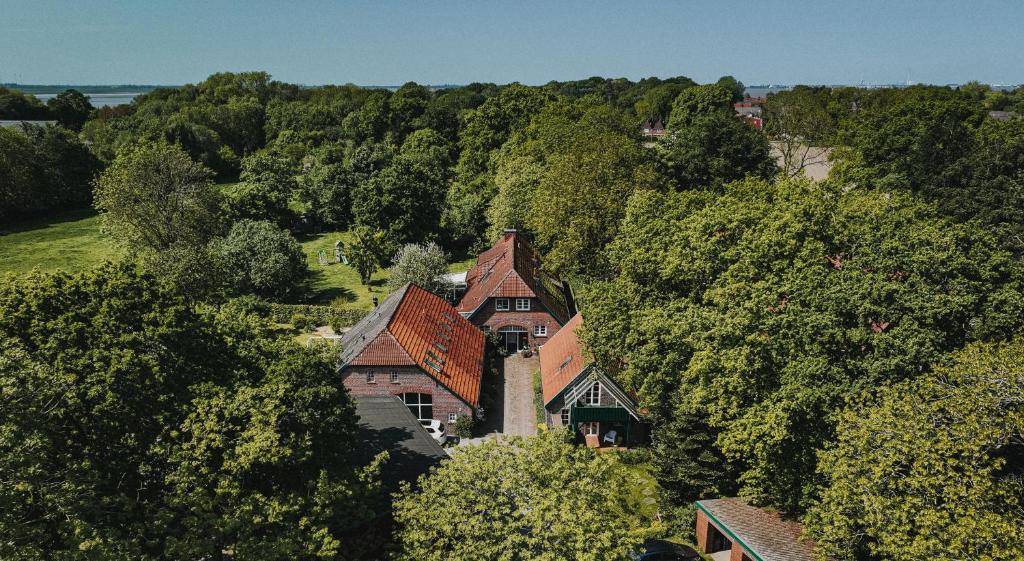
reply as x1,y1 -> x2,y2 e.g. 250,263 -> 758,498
366,371 -> 375,384
448,413 -> 457,423
495,298 -> 510,311
560,408 -> 570,425
515,298 -> 530,311
581,421 -> 599,436
534,324 -> 548,337
584,382 -> 601,406
401,393 -> 433,420
390,371 -> 400,384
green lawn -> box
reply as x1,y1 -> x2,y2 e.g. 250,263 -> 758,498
1,210 -> 475,310
299,229 -> 475,309
0,209 -> 122,275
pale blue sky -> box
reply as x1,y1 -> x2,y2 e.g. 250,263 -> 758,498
1,1 -> 1021,86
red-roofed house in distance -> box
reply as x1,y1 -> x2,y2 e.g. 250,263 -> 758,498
539,313 -> 642,447
456,230 -> 574,354
338,283 -> 485,436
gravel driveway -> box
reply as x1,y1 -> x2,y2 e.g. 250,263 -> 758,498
500,354 -> 538,437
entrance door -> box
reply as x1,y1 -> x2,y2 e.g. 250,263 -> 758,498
497,326 -> 528,353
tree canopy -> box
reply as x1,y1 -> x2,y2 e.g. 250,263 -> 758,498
0,264 -> 383,560
807,338 -> 1024,561
392,432 -> 653,561
579,177 -> 1024,514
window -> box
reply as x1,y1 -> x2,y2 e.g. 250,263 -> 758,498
515,298 -> 530,311
495,298 -> 510,311
448,413 -> 457,423
401,393 -> 433,420
390,371 -> 400,384
366,371 -> 375,384
583,382 -> 601,406
560,408 -> 570,425
581,422 -> 599,436
534,324 -> 548,337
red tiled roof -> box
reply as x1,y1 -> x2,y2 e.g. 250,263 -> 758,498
456,231 -> 570,323
539,313 -> 588,404
348,331 -> 415,366
341,284 -> 485,407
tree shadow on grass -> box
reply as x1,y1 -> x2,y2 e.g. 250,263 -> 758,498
303,269 -> 358,305
0,208 -> 99,235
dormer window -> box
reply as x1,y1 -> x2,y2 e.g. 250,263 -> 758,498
495,298 -> 510,311
515,298 -> 530,311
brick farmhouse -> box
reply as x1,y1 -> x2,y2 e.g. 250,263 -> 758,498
456,230 -> 573,353
539,313 -> 642,447
339,283 -> 485,435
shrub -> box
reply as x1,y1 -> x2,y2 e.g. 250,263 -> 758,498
454,415 -> 475,438
210,219 -> 307,299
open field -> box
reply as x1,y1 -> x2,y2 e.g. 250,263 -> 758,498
1,210 -> 475,309
0,209 -> 122,275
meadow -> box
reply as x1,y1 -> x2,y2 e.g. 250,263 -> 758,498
1,210 -> 474,310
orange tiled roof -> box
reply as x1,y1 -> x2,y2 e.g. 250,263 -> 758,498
340,284 -> 485,407
539,313 -> 588,405
456,231 -> 570,323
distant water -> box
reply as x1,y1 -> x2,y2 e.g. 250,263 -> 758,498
33,92 -> 141,107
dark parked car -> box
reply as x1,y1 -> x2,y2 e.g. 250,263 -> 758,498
633,539 -> 701,561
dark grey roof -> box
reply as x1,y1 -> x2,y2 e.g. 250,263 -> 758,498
338,285 -> 409,366
0,120 -> 57,132
353,395 -> 446,492
696,498 -> 818,561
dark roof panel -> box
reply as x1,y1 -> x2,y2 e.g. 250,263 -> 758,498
354,395 -> 447,492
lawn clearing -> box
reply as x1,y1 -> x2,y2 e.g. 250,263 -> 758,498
0,209 -> 121,275
1,211 -> 475,312
294,229 -> 477,309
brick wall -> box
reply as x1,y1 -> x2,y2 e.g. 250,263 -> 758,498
696,510 -> 710,552
341,365 -> 473,435
470,297 -> 564,349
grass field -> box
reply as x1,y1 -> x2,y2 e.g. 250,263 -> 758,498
299,229 -> 475,309
0,209 -> 122,275
1,210 -> 475,310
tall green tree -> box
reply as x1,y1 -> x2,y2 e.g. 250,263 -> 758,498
225,150 -> 297,226
210,219 -> 307,299
393,432 -> 653,561
0,264 -> 383,561
346,225 -> 387,286
807,338 -> 1024,561
385,242 -> 451,295
528,122 -> 658,276
666,84 -> 735,129
763,87 -> 837,178
352,129 -> 451,246
93,140 -> 223,252
658,111 -> 776,189
46,89 -> 94,131
580,177 -> 1024,515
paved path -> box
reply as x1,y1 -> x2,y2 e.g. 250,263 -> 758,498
500,354 -> 539,437
460,354 -> 538,448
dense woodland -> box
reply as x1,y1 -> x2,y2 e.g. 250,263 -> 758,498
2,72 -> 1024,560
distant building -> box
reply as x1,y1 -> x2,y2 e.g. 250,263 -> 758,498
538,313 -> 642,447
456,230 -> 573,353
988,110 -> 1017,121
695,498 -> 819,561
641,119 -> 666,137
734,97 -> 765,130
339,283 -> 485,435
